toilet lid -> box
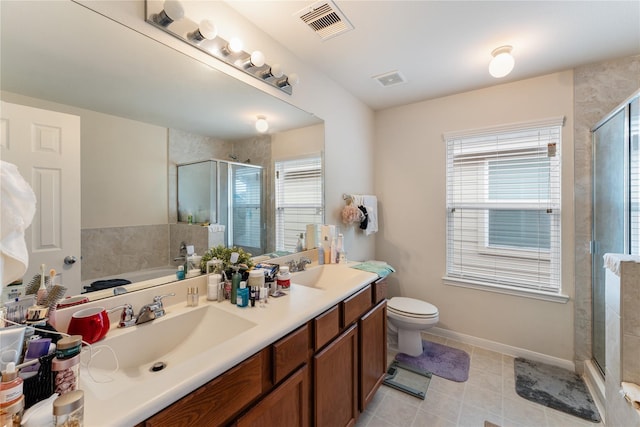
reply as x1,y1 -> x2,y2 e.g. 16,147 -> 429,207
388,297 -> 438,317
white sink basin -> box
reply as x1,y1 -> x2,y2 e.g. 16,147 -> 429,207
291,264 -> 377,289
83,304 -> 256,375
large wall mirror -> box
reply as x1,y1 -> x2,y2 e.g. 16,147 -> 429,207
0,1 -> 324,302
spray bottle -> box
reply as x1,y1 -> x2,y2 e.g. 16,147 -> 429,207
229,252 -> 241,305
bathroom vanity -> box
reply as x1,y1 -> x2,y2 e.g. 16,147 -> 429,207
55,263 -> 387,426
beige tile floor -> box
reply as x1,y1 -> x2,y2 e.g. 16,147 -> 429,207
356,333 -> 602,427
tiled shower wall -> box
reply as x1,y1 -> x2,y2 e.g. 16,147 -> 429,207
573,55 -> 640,368
81,224 -> 169,281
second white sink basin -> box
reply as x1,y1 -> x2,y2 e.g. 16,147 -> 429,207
291,264 -> 377,289
84,304 -> 256,375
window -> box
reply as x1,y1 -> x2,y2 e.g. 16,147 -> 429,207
275,155 -> 323,252
444,118 -> 564,296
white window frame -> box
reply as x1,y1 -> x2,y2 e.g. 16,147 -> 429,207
275,154 -> 324,252
443,117 -> 568,303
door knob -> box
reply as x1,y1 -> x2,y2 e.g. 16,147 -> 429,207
64,256 -> 77,265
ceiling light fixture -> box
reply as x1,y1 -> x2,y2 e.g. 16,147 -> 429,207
145,0 -> 298,95
489,45 -> 515,78
153,0 -> 184,27
255,116 -> 269,133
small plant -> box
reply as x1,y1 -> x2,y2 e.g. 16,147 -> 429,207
200,245 -> 254,273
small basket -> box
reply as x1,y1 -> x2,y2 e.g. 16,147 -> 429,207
23,353 -> 55,409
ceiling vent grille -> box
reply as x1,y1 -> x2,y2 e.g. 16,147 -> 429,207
372,70 -> 407,87
295,1 -> 354,41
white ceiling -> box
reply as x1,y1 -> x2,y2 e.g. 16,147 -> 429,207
228,0 -> 640,110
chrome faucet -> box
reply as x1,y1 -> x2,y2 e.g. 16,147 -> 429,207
112,293 -> 176,328
287,257 -> 312,272
136,293 -> 176,325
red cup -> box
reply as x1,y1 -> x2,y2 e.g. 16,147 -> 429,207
67,306 -> 110,344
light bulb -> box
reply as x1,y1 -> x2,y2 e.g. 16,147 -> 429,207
250,51 -> 266,68
255,117 -> 269,133
270,64 -> 283,78
287,73 -> 300,86
188,20 -> 217,43
228,38 -> 244,54
198,20 -> 217,40
489,46 -> 514,78
155,0 -> 184,26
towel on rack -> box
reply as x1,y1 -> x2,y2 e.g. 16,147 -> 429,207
362,195 -> 378,235
1,161 -> 37,286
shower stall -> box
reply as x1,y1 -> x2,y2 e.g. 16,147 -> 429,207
591,90 -> 639,375
177,159 -> 264,255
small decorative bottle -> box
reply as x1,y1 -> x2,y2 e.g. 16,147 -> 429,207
296,233 -> 304,252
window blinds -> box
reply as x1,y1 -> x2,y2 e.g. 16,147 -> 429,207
445,118 -> 563,292
275,156 -> 323,252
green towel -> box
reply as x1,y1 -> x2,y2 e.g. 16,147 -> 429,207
351,261 -> 396,278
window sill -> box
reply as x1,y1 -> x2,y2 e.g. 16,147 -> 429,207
442,276 -> 570,303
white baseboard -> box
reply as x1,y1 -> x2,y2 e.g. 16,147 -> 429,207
429,326 -> 576,372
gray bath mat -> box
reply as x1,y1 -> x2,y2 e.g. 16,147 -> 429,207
514,358 -> 601,422
395,340 -> 470,382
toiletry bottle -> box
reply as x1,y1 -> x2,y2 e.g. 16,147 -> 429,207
322,236 -> 331,264
176,265 -> 185,280
0,363 -> 23,407
317,244 -> 325,265
330,236 -> 337,264
237,282 -> 249,307
337,233 -> 346,263
250,287 -> 256,307
207,275 -> 218,301
231,266 -> 241,305
296,233 -> 304,252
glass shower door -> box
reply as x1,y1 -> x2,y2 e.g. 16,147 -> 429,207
592,107 -> 628,374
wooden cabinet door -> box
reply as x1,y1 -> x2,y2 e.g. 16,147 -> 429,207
236,365 -> 309,427
359,300 -> 387,412
313,324 -> 358,427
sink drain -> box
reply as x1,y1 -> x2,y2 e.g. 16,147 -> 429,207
150,361 -> 167,372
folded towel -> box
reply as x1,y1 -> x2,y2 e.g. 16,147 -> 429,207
603,253 -> 640,277
352,261 -> 396,278
362,195 -> 378,236
1,161 -> 37,286
621,382 -> 640,418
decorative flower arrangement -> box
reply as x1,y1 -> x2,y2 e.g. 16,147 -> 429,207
200,245 -> 254,274
342,204 -> 363,224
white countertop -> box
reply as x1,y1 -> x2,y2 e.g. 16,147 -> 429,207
59,263 -> 378,426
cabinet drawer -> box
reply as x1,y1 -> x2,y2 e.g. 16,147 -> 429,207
341,284 -> 372,328
373,278 -> 388,303
273,324 -> 310,384
314,305 -> 340,351
144,351 -> 264,426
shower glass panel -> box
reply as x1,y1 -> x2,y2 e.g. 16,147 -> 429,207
230,163 -> 263,255
630,98 -> 640,252
177,159 -> 264,254
177,160 -> 217,224
592,102 -> 631,375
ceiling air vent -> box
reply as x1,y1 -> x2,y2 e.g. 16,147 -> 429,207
372,70 -> 407,87
295,1 -> 354,41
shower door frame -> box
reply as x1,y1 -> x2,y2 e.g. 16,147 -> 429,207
590,91 -> 638,376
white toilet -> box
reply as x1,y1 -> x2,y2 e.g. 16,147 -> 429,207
387,297 -> 439,357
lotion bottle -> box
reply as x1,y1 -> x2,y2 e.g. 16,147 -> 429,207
231,266 -> 241,305
0,362 -> 23,407
322,236 -> 331,264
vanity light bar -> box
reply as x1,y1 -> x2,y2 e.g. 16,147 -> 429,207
145,0 -> 296,95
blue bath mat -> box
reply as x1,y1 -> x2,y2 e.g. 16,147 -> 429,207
514,357 -> 601,422
395,340 -> 470,382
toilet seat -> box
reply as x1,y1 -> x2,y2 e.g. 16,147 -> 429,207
388,297 -> 438,319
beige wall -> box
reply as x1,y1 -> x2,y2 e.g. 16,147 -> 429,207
0,91 -> 168,229
374,71 -> 576,361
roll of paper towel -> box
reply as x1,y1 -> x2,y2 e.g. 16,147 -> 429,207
306,224 -> 318,250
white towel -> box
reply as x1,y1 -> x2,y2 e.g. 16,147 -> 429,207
1,161 -> 37,286
621,382 -> 640,417
362,195 -> 378,236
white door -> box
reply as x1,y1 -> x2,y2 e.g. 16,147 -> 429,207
0,101 -> 81,295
